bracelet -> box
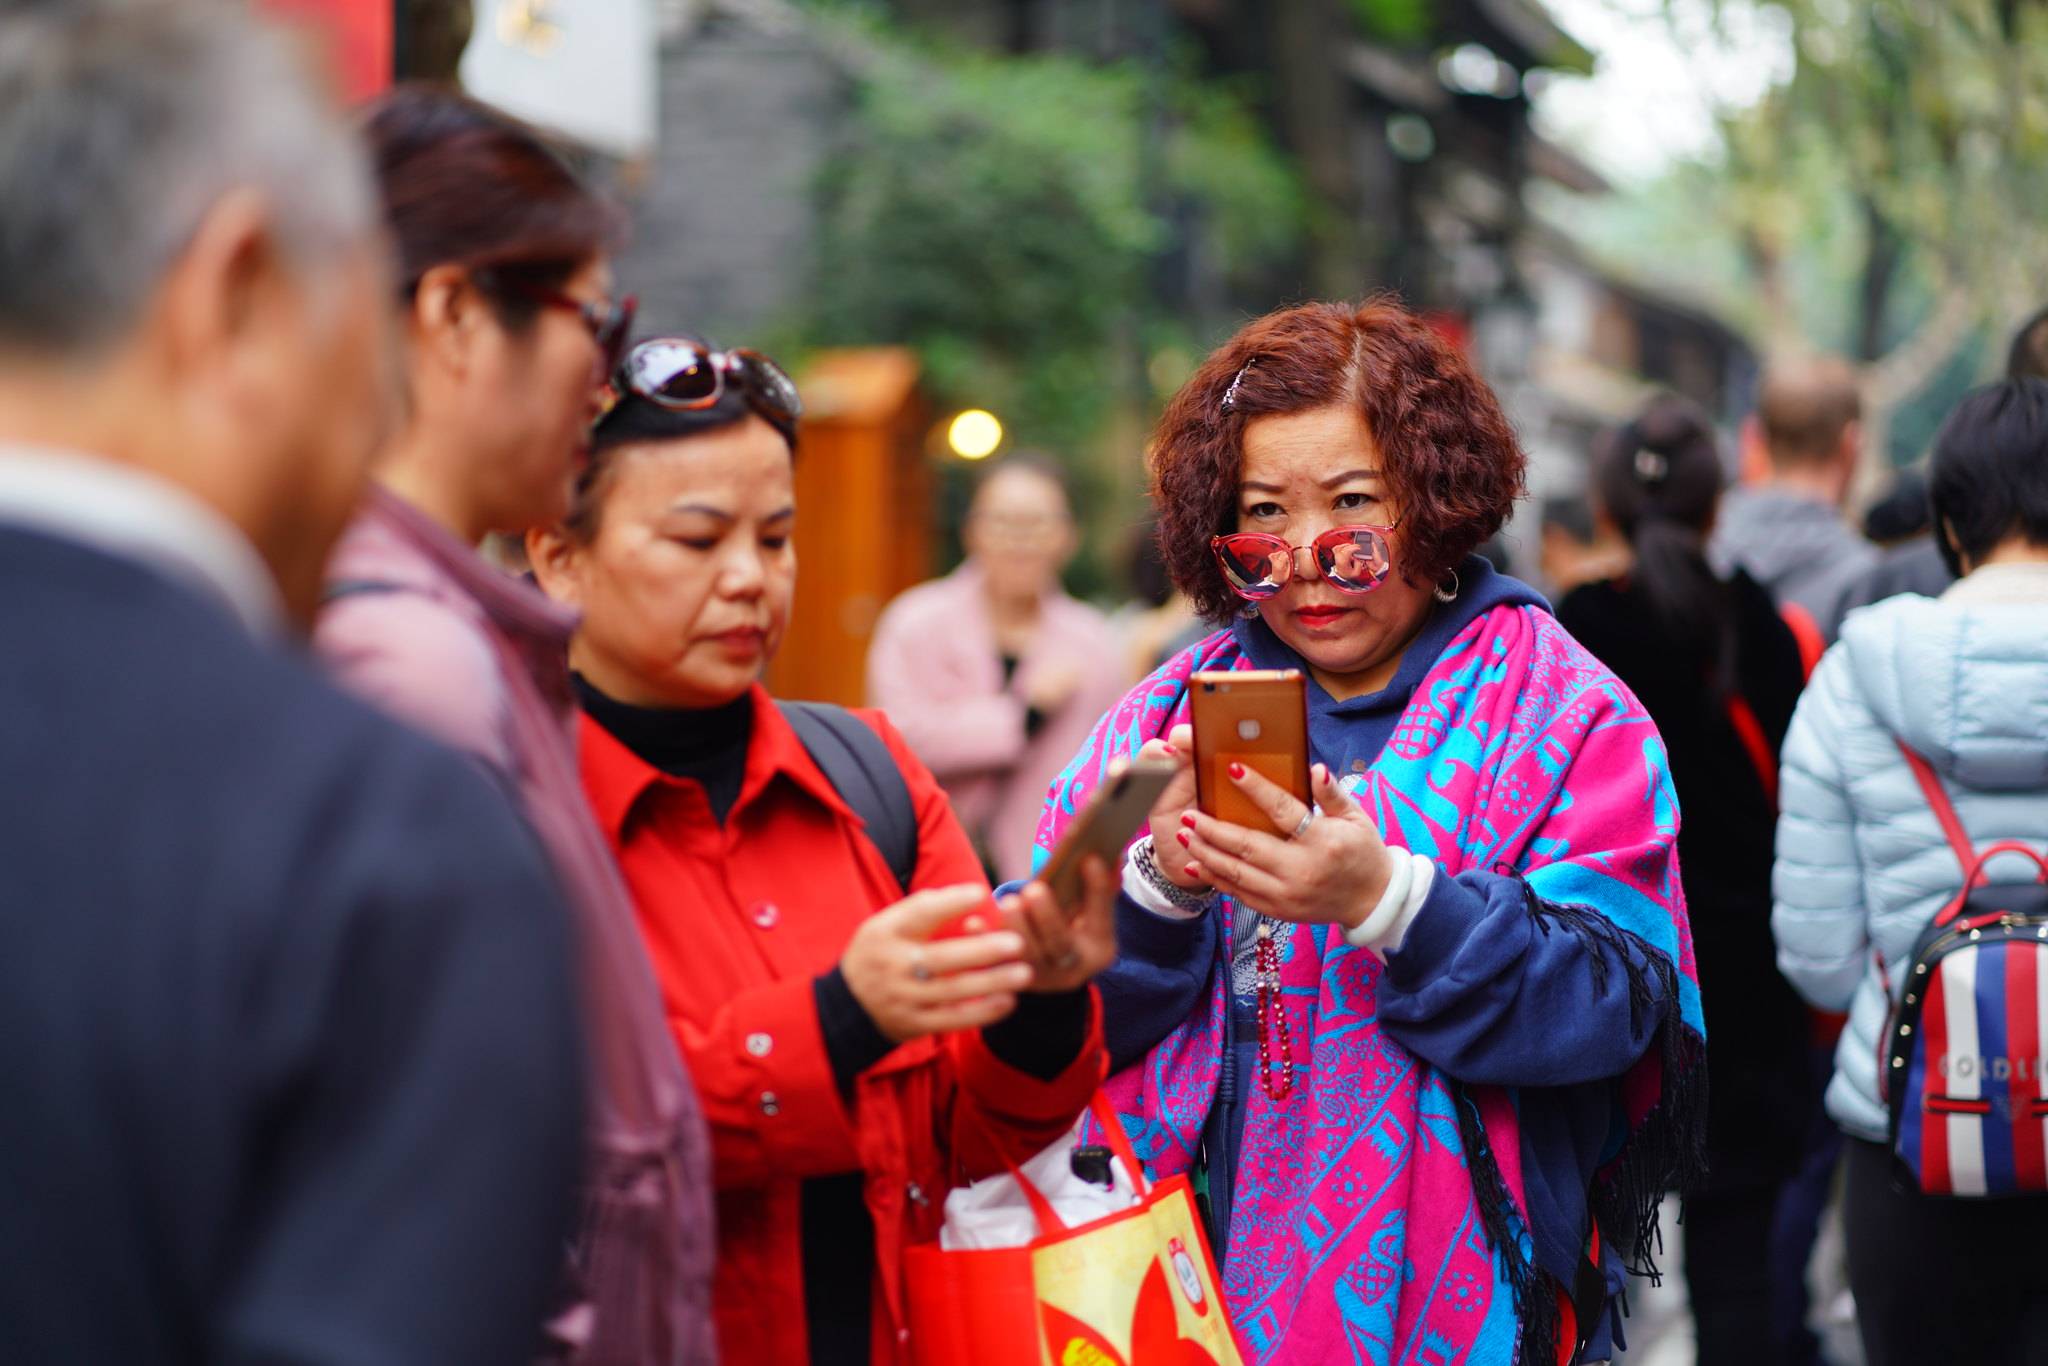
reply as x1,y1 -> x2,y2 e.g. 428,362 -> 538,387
1131,836 -> 1219,911
1341,848 -> 1413,948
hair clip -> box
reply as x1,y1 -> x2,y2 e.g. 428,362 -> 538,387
1633,447 -> 1670,483
1221,356 -> 1258,413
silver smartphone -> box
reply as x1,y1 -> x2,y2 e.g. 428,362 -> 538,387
1038,756 -> 1177,909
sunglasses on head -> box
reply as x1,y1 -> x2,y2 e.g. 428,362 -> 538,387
1210,523 -> 1398,601
607,337 -> 802,431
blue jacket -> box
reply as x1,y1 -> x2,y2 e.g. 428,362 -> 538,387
1774,564 -> 2048,1140
0,529 -> 586,1365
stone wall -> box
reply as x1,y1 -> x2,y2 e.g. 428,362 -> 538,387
612,13 -> 846,342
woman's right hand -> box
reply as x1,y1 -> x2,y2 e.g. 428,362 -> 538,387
1139,724 -> 1209,892
840,884 -> 1035,1043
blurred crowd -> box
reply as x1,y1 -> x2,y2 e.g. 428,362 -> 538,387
5,6 -> 2048,1366
1536,339 -> 2048,1366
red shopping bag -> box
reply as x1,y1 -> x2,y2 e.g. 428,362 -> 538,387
904,1094 -> 1245,1366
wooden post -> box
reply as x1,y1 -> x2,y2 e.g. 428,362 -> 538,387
765,348 -> 932,706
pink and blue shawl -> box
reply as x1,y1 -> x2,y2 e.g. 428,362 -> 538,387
1034,603 -> 1704,1365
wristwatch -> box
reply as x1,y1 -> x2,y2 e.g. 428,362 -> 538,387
1131,835 -> 1219,912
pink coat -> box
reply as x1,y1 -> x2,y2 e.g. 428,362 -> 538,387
865,562 -> 1127,884
315,487 -> 716,1366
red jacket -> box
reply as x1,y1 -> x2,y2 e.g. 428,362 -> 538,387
579,686 -> 1106,1365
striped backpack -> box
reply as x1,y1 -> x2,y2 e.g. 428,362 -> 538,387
1882,741 -> 2048,1197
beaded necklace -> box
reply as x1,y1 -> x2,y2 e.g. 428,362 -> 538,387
1252,919 -> 1294,1099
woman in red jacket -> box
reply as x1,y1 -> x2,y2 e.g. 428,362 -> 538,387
528,338 -> 1116,1365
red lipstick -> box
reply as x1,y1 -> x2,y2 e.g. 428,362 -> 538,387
1293,605 -> 1349,630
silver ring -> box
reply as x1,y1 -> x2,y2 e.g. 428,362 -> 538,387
1289,805 -> 1317,840
909,954 -> 932,982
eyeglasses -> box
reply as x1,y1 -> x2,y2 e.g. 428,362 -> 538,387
1210,524 -> 1397,601
491,273 -> 637,374
610,337 -> 802,430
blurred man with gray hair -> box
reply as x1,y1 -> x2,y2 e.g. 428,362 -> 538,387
1710,355 -> 1879,1366
1713,355 -> 1879,646
0,5 -> 587,1362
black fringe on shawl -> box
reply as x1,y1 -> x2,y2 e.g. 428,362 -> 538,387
1455,872 -> 1709,1366
1454,1086 -> 1560,1366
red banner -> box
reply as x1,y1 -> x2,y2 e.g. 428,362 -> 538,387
257,0 -> 393,103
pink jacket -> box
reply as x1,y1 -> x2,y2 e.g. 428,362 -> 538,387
865,562 -> 1127,884
315,487 -> 716,1366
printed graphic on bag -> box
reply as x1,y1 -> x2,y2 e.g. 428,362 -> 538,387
1167,1238 -> 1207,1314
1890,936 -> 2048,1196
1031,1185 -> 1236,1366
1882,741 -> 2048,1198
1041,1261 -> 1212,1366
904,1095 -> 1246,1366
904,1172 -> 1244,1366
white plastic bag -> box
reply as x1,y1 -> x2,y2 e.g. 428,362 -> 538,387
937,1119 -> 1142,1250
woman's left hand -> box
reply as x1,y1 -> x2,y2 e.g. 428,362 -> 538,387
998,853 -> 1119,994
1176,763 -> 1394,928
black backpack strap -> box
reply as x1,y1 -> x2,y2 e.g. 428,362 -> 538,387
781,701 -> 919,895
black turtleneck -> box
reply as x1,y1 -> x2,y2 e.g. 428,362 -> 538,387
572,675 -> 755,824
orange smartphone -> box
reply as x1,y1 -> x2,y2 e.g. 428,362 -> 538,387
1189,669 -> 1311,838
1037,756 -> 1177,909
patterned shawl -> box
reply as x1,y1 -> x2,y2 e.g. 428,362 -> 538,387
1033,604 -> 1705,1366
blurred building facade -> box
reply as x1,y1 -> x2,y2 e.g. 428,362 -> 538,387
395,0 -> 1756,599
1518,220 -> 1757,509
613,2 -> 1751,535
613,2 -> 842,340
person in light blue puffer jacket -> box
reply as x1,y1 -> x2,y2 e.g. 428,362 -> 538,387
1772,377 -> 2048,1366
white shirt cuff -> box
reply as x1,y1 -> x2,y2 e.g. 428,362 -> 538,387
1122,842 -> 1208,921
1342,851 -> 1435,958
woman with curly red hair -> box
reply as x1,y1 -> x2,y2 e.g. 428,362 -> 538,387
1030,301 -> 1705,1365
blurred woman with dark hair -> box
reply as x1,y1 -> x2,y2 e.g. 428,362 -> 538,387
1775,378 -> 2048,1366
1556,396 -> 1812,1366
1041,300 -> 1706,1364
313,87 -> 714,1364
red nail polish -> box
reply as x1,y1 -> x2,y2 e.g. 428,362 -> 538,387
1162,743 -> 1177,756
1229,762 -> 1246,779
1180,812 -> 1197,828
1176,830 -> 1190,848
1184,863 -> 1201,879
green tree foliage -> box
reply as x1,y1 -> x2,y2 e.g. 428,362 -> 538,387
1573,0 -> 2048,465
798,24 -> 1308,457
1723,0 -> 2048,347
1728,0 -> 2048,465
1347,0 -> 1433,44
